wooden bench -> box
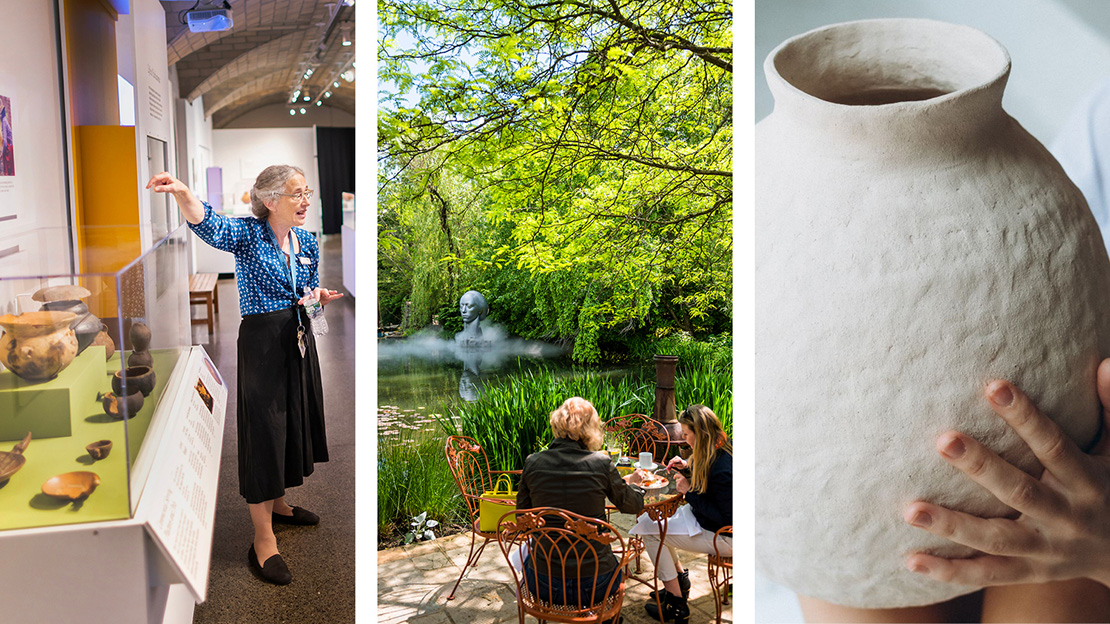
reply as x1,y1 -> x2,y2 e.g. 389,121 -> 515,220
188,273 -> 220,334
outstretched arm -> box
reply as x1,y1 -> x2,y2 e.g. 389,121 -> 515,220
146,171 -> 205,224
904,359 -> 1110,588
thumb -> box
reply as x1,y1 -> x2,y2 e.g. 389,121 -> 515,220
1091,358 -> 1110,456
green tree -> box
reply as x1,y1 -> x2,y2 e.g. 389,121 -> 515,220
379,0 -> 732,358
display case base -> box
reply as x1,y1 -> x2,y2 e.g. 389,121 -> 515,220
0,346 -> 106,441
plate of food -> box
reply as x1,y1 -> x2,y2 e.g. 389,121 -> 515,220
638,471 -> 669,489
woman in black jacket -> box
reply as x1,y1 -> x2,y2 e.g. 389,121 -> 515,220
641,404 -> 733,623
516,397 -> 646,611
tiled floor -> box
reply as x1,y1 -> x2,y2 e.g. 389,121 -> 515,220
377,512 -> 733,624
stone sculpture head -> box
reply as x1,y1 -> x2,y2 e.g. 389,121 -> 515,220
459,291 -> 489,325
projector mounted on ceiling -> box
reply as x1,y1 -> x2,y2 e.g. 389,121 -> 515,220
185,1 -> 233,33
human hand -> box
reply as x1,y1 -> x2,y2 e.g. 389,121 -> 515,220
146,171 -> 203,223
625,469 -> 644,486
300,288 -> 344,306
903,358 -> 1110,589
666,456 -> 688,471
674,473 -> 690,494
146,171 -> 190,195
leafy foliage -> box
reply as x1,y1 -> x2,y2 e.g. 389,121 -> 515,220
379,0 -> 732,359
441,359 -> 732,471
377,431 -> 466,543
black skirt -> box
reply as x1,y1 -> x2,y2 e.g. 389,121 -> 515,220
236,306 -> 329,503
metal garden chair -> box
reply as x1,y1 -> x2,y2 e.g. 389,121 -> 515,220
443,435 -> 522,600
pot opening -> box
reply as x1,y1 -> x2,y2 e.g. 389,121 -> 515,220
772,19 -> 1009,107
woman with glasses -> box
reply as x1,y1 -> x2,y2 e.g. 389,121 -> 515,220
639,404 -> 733,624
147,165 -> 343,585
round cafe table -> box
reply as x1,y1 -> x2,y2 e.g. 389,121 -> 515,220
624,466 -> 686,624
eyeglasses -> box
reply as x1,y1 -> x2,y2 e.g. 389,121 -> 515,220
276,189 -> 314,201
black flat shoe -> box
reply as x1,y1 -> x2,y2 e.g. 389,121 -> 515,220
272,506 -> 319,526
644,590 -> 689,624
648,570 -> 690,601
248,545 -> 292,585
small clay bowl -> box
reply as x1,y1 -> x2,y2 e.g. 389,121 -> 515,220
41,471 -> 100,500
86,440 -> 112,460
100,390 -> 144,420
112,366 -> 155,397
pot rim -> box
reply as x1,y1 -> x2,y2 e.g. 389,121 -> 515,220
0,311 -> 78,331
765,18 -> 1010,111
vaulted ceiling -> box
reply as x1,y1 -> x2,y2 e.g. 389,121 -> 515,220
159,0 -> 355,128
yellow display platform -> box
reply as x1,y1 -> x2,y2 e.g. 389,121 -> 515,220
0,347 -> 108,442
0,349 -> 174,531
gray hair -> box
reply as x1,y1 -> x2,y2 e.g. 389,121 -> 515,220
249,165 -> 305,219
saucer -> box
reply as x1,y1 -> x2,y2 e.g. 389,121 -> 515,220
633,461 -> 658,471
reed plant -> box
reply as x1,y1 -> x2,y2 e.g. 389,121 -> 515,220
377,429 -> 466,543
444,363 -> 732,471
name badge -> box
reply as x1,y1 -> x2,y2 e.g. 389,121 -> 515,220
299,256 -> 312,265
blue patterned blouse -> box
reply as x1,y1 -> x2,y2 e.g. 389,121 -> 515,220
187,202 -> 320,317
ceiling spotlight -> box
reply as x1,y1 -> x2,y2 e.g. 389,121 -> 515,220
306,68 -> 314,76
290,109 -> 296,115
324,91 -> 332,98
342,26 -> 352,47
333,81 -> 340,88
316,101 -> 322,106
344,0 -> 354,6
303,96 -> 310,102
300,108 -> 307,114
341,70 -> 355,82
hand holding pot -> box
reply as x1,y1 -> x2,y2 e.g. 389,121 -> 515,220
904,358 -> 1110,588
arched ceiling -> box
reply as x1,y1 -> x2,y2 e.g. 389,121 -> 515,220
159,0 -> 355,128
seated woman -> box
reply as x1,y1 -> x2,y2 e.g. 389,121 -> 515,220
641,404 -> 733,624
516,397 -> 646,611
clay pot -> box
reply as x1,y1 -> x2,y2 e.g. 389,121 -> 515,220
91,324 -> 115,360
85,440 -> 112,460
129,322 -> 151,352
127,350 -> 153,368
112,366 -> 156,397
755,19 -> 1110,608
32,285 -> 90,304
99,390 -> 144,419
40,299 -> 88,316
41,471 -> 100,500
71,313 -> 102,355
0,312 -> 79,381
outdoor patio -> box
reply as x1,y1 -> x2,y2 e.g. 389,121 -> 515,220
377,512 -> 733,624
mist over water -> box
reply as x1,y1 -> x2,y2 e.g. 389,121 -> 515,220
377,324 -> 565,368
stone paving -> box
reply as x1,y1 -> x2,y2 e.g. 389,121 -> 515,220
378,512 -> 733,623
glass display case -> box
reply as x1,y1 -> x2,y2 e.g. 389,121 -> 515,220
0,224 -> 191,531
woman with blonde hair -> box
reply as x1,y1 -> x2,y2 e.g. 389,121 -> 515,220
516,397 -> 646,614
640,404 -> 733,623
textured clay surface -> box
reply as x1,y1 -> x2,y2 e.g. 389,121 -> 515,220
755,19 -> 1110,609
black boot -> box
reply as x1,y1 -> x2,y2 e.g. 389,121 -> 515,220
644,590 -> 689,624
648,570 -> 690,601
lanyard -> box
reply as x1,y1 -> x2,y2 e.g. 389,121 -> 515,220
285,231 -> 297,295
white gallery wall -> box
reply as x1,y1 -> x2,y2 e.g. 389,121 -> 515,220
0,0 -> 72,311
754,0 -> 1110,145
0,0 -> 69,236
193,128 -> 320,274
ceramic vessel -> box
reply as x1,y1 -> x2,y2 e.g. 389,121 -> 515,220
755,19 -> 1110,608
127,321 -> 153,367
112,366 -> 155,397
85,440 -> 112,460
99,390 -> 144,419
91,323 -> 115,360
71,313 -> 101,354
32,285 -> 91,304
41,471 -> 100,500
0,312 -> 80,381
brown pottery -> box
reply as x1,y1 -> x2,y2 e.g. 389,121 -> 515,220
99,390 -> 144,419
0,432 -> 31,482
0,312 -> 79,381
91,324 -> 115,360
112,366 -> 155,397
41,471 -> 100,500
85,440 -> 112,460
